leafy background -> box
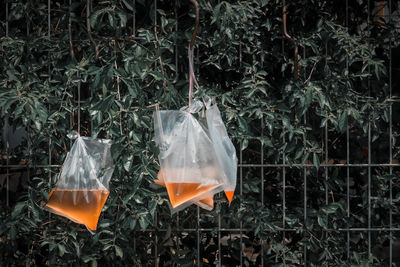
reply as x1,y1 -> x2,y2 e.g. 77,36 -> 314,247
0,0 -> 400,266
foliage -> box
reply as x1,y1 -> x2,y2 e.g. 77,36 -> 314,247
0,0 -> 399,265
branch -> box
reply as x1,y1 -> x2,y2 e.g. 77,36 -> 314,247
283,0 -> 300,79
189,0 -> 199,49
304,60 -> 318,84
86,0 -> 99,59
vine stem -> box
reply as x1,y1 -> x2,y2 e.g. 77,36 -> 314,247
87,0 -> 99,59
189,0 -> 199,49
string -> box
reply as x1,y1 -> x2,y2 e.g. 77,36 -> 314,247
188,46 -> 199,110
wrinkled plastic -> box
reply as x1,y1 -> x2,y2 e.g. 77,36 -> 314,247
154,98 -> 237,212
43,134 -> 114,233
205,98 -> 238,203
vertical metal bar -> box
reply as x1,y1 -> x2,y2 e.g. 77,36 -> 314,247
5,0 -> 9,209
345,0 -> 350,260
89,0 -> 94,134
325,127 -> 328,205
6,125 -> 9,208
239,142 -> 243,267
174,0 -> 178,81
155,211 -> 158,266
260,120 -> 264,267
48,0 -> 52,223
239,42 -> 243,267
367,0 -> 371,257
325,41 -> 328,208
26,0 -> 30,223
132,0 -> 136,35
303,116 -> 307,266
281,21 -> 286,265
198,206 -> 201,267
153,1 -> 158,266
195,46 -> 202,267
218,209 -> 221,266
48,0 -> 51,38
282,136 -> 286,265
388,1 -> 393,265
6,0 -> 8,36
303,46 -> 307,266
324,41 -> 328,267
368,122 -> 371,256
131,0 -> 136,260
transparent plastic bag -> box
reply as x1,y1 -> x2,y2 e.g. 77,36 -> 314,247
154,98 -> 236,212
43,133 -> 114,233
153,46 -> 236,211
154,100 -> 224,212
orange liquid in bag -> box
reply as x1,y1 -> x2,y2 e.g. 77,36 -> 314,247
165,182 -> 220,208
199,196 -> 214,207
224,191 -> 234,204
45,189 -> 109,231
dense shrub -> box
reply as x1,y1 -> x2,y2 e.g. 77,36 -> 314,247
0,0 -> 399,265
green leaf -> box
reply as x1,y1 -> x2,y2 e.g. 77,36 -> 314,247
117,11 -> 127,28
115,245 -> 123,258
90,9 -> 105,28
317,214 -> 328,229
241,139 -> 248,151
11,202 -> 25,218
123,155 -> 133,172
58,244 -> 66,257
237,116 -> 249,133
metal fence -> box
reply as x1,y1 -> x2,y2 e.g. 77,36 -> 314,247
1,0 -> 400,266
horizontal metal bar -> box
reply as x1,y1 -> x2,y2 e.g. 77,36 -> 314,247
138,227 -> 400,232
239,163 -> 400,168
1,163 -> 400,168
0,165 -> 62,168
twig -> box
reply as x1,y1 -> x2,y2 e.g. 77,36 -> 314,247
68,1 -> 75,59
304,60 -> 318,84
189,0 -> 199,49
113,40 -> 123,135
154,25 -> 167,88
86,0 -> 99,59
283,0 -> 300,79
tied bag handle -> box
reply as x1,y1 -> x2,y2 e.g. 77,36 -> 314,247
188,0 -> 200,111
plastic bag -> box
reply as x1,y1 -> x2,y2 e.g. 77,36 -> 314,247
154,99 -> 237,211
154,100 -> 224,212
43,133 -> 114,233
154,46 -> 237,212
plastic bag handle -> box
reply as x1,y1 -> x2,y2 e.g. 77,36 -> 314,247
188,46 -> 199,111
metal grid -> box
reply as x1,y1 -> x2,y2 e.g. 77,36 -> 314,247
1,0 -> 399,266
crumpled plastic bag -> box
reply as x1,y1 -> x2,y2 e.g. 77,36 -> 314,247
204,97 -> 237,203
154,97 -> 237,212
43,132 -> 114,233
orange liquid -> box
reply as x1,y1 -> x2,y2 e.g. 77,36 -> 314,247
165,182 -> 220,208
45,189 -> 109,231
199,196 -> 214,208
224,191 -> 234,204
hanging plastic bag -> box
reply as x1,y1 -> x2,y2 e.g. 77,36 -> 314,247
43,132 -> 114,233
153,47 -> 237,212
154,100 -> 224,212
